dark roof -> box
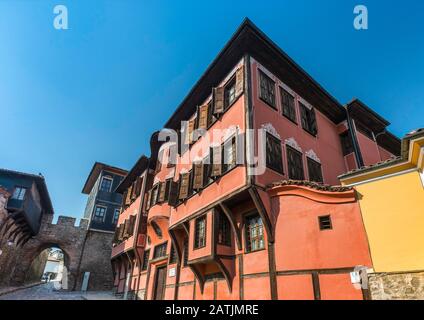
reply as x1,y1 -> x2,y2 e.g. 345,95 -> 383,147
164,18 -> 346,130
339,128 -> 424,179
267,180 -> 353,192
82,162 -> 128,194
0,168 -> 54,214
115,155 -> 150,194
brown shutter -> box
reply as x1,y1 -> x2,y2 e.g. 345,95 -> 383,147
125,185 -> 133,205
231,138 -> 237,166
212,146 -> 222,177
213,87 -> 224,115
300,104 -> 308,130
122,220 -> 129,239
131,181 -> 137,200
113,226 -> 120,243
198,104 -> 208,130
310,108 -> 317,135
185,119 -> 195,145
158,182 -> 166,203
121,190 -> 127,207
128,215 -> 136,235
135,177 -> 142,197
118,224 -> 125,241
168,181 -> 179,207
193,163 -> 204,190
235,65 -> 244,97
179,173 -> 190,200
145,190 -> 152,211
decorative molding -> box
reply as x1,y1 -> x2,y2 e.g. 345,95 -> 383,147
261,123 -> 281,139
306,149 -> 321,163
285,137 -> 302,152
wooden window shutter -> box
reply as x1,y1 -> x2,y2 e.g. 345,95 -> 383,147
213,87 -> 224,115
193,163 -> 204,190
122,219 -> 129,239
310,108 -> 317,135
118,224 -> 125,241
125,185 -> 133,205
235,65 -> 244,97
113,226 -> 120,243
179,173 -> 190,200
145,190 -> 152,211
198,104 -> 208,130
168,181 -> 179,207
131,181 -> 137,200
300,104 -> 308,130
121,190 -> 127,207
135,177 -> 142,197
128,215 -> 136,235
158,182 -> 166,203
231,138 -> 237,167
211,146 -> 222,177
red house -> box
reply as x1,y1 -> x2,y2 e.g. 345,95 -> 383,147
110,19 -> 399,300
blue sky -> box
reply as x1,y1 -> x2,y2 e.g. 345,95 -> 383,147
0,0 -> 423,220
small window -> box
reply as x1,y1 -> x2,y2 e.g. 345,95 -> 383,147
112,208 -> 120,225
100,176 -> 113,192
169,245 -> 177,264
11,187 -> 26,200
266,133 -> 284,174
281,88 -> 296,123
141,249 -> 150,271
183,238 -> 189,266
245,213 -> 265,252
151,184 -> 159,207
163,179 -> 171,202
93,206 -> 107,223
286,146 -> 305,180
217,212 -> 231,246
194,215 -> 207,249
299,103 -> 317,136
224,77 -> 236,109
340,131 -> 354,156
203,154 -> 214,186
151,221 -> 162,238
223,136 -> 237,173
319,215 -> 332,230
206,102 -> 216,128
307,158 -> 323,184
259,70 -> 276,108
153,242 -> 168,259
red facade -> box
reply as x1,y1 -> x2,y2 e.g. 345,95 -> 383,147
110,20 -> 399,300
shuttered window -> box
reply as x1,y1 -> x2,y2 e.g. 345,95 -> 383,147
203,155 -> 214,186
213,87 -> 225,115
151,184 -> 159,207
235,65 -> 244,97
198,104 -> 209,130
158,181 -> 166,203
319,215 -> 332,230
194,215 -> 207,249
125,185 -> 133,205
168,180 -> 179,207
307,158 -> 323,184
224,77 -> 236,110
151,220 -> 163,238
153,242 -> 168,259
169,245 -> 177,264
223,136 -> 237,173
207,102 -> 216,128
118,223 -> 125,241
211,146 -> 222,177
245,213 -> 265,252
259,70 -> 276,108
183,238 -> 189,266
281,88 -> 296,123
178,173 -> 190,200
217,212 -> 231,246
141,249 -> 150,271
300,103 -> 318,136
340,131 -> 354,156
128,215 -> 136,235
286,146 -> 305,181
145,190 -> 151,211
193,162 -> 204,190
266,133 -> 284,174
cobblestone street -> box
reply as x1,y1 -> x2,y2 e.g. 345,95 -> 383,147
0,282 -> 118,300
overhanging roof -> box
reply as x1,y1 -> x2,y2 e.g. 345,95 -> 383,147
164,18 -> 346,130
82,162 -> 128,194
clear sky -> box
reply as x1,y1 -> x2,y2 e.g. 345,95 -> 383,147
0,0 -> 423,220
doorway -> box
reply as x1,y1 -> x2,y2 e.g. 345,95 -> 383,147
153,266 -> 167,300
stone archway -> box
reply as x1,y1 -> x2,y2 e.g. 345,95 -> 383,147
7,214 -> 87,290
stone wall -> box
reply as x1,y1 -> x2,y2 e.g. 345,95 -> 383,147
75,230 -> 114,291
369,272 -> 424,300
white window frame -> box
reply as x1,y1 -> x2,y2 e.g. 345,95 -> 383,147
12,186 -> 27,200
93,205 -> 107,223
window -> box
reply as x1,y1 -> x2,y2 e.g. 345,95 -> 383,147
183,238 -> 189,266
93,206 -> 106,223
319,215 -> 332,230
151,221 -> 163,238
153,242 -> 168,259
223,136 -> 237,173
100,176 -> 113,192
286,146 -> 305,180
169,245 -> 177,264
217,212 -> 231,246
340,131 -> 355,156
194,215 -> 207,249
281,88 -> 296,123
11,187 -> 26,200
224,77 -> 236,109
203,154 -> 214,186
141,249 -> 150,271
207,102 -> 217,128
299,103 -> 317,136
163,179 -> 171,202
259,70 -> 276,108
307,158 -> 323,184
112,208 -> 120,225
245,214 -> 265,252
266,133 -> 284,174
151,184 -> 159,207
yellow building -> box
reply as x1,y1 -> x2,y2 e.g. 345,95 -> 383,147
339,129 -> 424,299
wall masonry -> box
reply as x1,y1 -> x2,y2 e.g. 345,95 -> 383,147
369,272 -> 424,300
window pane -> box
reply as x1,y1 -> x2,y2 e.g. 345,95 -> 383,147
100,177 -> 113,192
